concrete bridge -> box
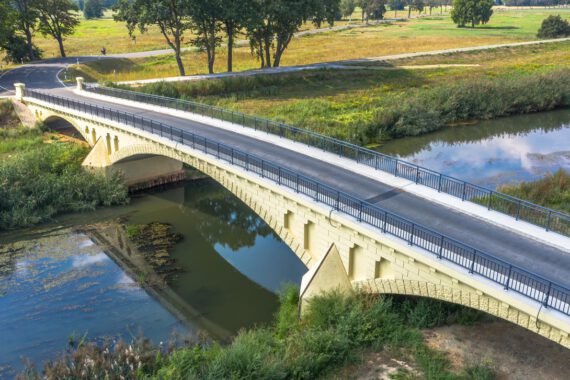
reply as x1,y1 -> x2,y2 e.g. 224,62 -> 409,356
11,78 -> 570,348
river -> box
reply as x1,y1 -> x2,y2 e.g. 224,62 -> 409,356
1,109 -> 569,377
379,109 -> 570,189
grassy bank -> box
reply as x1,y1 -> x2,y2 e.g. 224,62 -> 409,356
68,9 -> 570,82
22,289 -> 494,379
123,41 -> 570,145
0,101 -> 129,230
499,170 -> 570,213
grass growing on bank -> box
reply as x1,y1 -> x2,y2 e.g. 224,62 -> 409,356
0,102 -> 129,230
22,288 -> 494,380
124,41 -> 570,145
499,170 -> 570,213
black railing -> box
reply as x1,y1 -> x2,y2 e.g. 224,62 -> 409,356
26,89 -> 570,317
84,84 -> 570,237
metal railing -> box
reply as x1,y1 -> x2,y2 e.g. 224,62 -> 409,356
25,88 -> 570,317
84,84 -> 570,237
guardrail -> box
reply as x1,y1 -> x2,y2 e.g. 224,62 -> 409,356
26,88 -> 570,317
84,84 -> 570,238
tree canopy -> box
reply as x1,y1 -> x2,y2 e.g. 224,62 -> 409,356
451,0 -> 493,28
36,0 -> 80,57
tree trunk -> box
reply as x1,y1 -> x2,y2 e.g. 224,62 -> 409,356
227,25 -> 234,73
175,51 -> 185,76
24,27 -> 35,61
57,36 -> 66,58
408,6 -> 412,18
264,35 -> 271,68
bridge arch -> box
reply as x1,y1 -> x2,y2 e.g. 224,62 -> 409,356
21,95 -> 570,349
41,114 -> 90,142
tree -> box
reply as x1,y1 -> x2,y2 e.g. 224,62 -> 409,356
340,0 -> 356,19
83,0 -> 104,19
451,0 -> 493,28
246,0 -> 315,69
537,15 -> 570,38
114,0 -> 193,76
407,0 -> 424,17
36,0 -> 79,57
189,0 -> 222,74
389,0 -> 405,17
11,0 -> 39,61
1,34 -> 42,63
219,0 -> 254,72
312,0 -> 341,28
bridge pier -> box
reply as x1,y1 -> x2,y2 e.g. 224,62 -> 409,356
82,138 -> 186,190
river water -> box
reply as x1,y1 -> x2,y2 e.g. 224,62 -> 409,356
1,109 -> 569,377
379,109 -> 570,189
0,180 -> 307,377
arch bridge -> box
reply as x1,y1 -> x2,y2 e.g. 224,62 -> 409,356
13,81 -> 570,348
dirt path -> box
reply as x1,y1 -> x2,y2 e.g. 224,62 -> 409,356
424,321 -> 570,380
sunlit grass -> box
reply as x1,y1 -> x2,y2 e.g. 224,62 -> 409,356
68,8 -> 570,82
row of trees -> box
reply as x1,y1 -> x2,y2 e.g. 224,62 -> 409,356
0,0 -> 80,61
113,0 -> 347,76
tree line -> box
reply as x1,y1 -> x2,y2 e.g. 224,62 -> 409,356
0,0 -> 80,61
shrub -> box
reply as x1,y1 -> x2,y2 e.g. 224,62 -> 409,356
537,15 -> 570,39
0,139 -> 129,230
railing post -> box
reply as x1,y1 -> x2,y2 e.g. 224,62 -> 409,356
544,282 -> 552,308
296,174 -> 300,193
14,83 -> 26,100
461,182 -> 467,201
358,201 -> 363,222
437,174 -> 442,193
394,159 -> 399,177
415,167 -> 420,184
504,265 -> 513,290
488,193 -> 493,210
336,192 -> 340,211
409,224 -> 415,246
438,235 -> 444,259
278,167 -> 282,185
546,211 -> 552,232
516,201 -> 522,221
469,249 -> 476,273
316,183 -> 320,201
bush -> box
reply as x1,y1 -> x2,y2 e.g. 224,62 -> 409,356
0,138 -> 129,230
1,34 -> 42,63
537,15 -> 570,39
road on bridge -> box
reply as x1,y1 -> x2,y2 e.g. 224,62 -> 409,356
2,60 -> 570,290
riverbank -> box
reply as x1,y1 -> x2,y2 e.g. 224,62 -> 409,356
0,100 -> 129,230
21,288 -> 497,380
118,40 -> 570,145
499,169 -> 569,213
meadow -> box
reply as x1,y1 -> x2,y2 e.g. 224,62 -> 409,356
120,40 -> 570,144
65,7 -> 570,82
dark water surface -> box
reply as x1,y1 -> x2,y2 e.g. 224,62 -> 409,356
0,180 -> 306,377
379,109 -> 570,189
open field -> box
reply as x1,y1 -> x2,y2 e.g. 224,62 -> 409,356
70,8 -> 570,82
121,40 -> 570,145
32,8 -> 437,58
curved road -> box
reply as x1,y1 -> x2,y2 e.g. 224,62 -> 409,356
2,60 -> 570,290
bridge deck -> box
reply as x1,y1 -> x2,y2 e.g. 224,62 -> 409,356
42,86 -> 570,288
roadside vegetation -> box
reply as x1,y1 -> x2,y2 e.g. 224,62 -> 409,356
0,101 -> 128,231
21,288 -> 494,380
499,170 -> 570,214
116,41 -> 569,145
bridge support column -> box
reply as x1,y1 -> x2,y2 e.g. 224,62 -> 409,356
14,83 -> 25,101
76,77 -> 84,91
299,244 -> 353,314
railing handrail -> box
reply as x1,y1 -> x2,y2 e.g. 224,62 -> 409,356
25,88 -> 570,317
83,84 -> 570,237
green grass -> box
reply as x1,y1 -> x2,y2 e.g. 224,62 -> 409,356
68,8 -> 570,82
0,101 -> 129,230
122,41 -> 570,145
24,289 -> 495,379
499,170 -> 570,213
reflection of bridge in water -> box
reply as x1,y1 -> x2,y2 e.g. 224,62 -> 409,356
12,78 -> 570,348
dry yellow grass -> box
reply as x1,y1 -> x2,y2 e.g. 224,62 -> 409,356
72,8 -> 570,82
